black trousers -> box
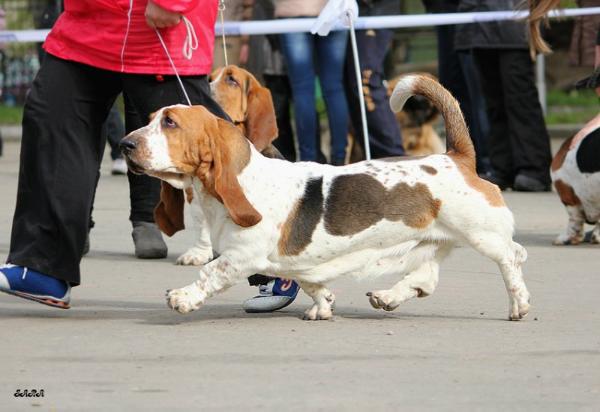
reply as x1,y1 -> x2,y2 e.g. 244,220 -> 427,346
344,29 -> 404,159
8,54 -> 227,285
473,49 -> 552,184
102,104 -> 126,161
436,25 -> 490,174
264,74 -> 296,161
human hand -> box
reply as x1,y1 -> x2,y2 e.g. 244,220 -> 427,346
145,0 -> 182,29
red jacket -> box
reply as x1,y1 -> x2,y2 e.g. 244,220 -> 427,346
43,0 -> 218,75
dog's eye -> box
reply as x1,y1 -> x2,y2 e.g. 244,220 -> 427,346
226,74 -> 239,87
163,116 -> 177,129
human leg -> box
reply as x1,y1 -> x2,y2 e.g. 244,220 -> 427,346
279,32 -> 318,161
6,54 -> 120,287
473,49 -> 514,188
316,30 -> 349,163
264,73 -> 297,161
122,74 -> 229,258
498,49 -> 552,190
457,50 -> 491,173
345,29 -> 404,159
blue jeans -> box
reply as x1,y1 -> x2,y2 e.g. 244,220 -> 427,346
280,30 -> 349,162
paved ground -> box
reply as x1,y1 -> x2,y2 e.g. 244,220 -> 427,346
0,140 -> 599,411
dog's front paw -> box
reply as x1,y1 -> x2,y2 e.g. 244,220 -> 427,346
302,304 -> 333,321
166,287 -> 203,314
176,247 -> 213,266
367,290 -> 403,312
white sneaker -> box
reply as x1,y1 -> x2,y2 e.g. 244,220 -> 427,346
242,278 -> 299,313
111,158 -> 128,175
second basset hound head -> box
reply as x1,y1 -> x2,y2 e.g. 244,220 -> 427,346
210,65 -> 277,152
120,105 -> 262,232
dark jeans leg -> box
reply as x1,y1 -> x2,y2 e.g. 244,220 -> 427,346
122,74 -> 228,223
345,29 -> 404,159
315,30 -> 349,162
498,50 -> 552,184
264,74 -> 297,161
474,49 -> 514,181
279,32 -> 318,161
8,54 -> 120,284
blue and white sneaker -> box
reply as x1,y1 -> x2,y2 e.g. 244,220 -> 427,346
0,264 -> 71,309
242,278 -> 299,313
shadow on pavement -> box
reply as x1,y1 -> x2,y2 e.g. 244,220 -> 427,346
0,298 -> 506,323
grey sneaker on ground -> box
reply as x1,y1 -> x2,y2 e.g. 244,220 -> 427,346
132,221 -> 168,259
513,174 -> 550,192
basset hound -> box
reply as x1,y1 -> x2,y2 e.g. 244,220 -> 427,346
157,65 -> 280,266
120,74 -> 531,321
550,113 -> 600,245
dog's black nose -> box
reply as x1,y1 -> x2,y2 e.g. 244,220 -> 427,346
119,139 -> 137,154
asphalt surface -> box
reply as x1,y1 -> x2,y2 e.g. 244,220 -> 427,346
0,140 -> 599,411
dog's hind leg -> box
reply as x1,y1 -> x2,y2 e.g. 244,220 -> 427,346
367,243 -> 450,312
465,232 -> 530,321
298,281 -> 335,321
554,205 -> 585,245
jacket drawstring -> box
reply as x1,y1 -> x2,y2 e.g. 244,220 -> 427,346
120,0 -> 134,72
121,2 -> 197,72
181,16 -> 198,60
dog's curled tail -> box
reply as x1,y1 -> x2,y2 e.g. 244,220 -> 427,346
390,74 -> 476,170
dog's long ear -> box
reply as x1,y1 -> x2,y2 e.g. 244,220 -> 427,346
212,119 -> 262,227
245,79 -> 278,151
154,182 -> 185,236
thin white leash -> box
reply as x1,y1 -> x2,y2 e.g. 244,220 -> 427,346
154,16 -> 198,106
347,12 -> 371,160
218,0 -> 229,66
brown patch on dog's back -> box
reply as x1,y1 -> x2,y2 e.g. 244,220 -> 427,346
384,182 -> 442,228
551,135 -> 575,172
279,177 -> 324,256
554,179 -> 581,206
420,165 -> 437,175
324,174 -> 441,236
324,174 -> 385,236
450,154 -> 505,207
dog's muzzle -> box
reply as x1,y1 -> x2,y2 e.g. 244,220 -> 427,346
119,138 -> 146,175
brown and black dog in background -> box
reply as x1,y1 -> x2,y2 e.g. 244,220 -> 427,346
347,74 -> 444,163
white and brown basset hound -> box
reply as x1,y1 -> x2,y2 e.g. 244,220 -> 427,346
121,74 -> 531,321
156,65 -> 280,266
551,113 -> 600,245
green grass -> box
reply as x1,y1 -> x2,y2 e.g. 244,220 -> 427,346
0,88 -> 595,126
546,89 -> 599,125
0,105 -> 23,125
547,89 -> 599,106
545,109 -> 598,125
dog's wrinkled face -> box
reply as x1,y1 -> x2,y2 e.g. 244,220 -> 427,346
120,104 -> 262,228
120,104 -> 207,189
210,65 -> 277,151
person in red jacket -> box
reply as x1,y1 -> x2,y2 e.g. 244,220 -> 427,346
0,0 -> 228,309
